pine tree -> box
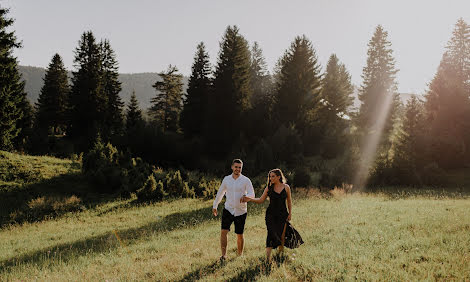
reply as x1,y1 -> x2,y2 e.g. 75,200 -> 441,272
274,35 -> 322,128
357,25 -> 400,137
354,25 -> 400,188
149,65 -> 184,132
0,7 -> 28,151
424,19 -> 470,168
318,54 -> 354,157
68,31 -> 106,150
180,42 -> 212,138
321,54 -> 354,122
125,90 -> 144,131
35,53 -> 69,135
391,96 -> 425,183
273,35 -> 322,155
100,39 -> 123,140
250,41 -> 272,104
246,42 -> 274,145
207,25 -> 253,155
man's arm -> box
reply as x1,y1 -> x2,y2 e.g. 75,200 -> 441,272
245,179 -> 255,198
212,178 -> 226,216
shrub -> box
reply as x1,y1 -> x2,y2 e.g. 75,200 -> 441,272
136,174 -> 167,201
166,170 -> 195,198
24,195 -> 82,222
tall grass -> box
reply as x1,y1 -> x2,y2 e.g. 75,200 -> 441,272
1,189 -> 469,280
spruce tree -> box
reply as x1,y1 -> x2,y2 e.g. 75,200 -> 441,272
35,53 -> 69,135
180,42 -> 212,138
357,25 -> 400,137
246,42 -> 274,145
0,7 -> 27,151
68,31 -> 106,150
274,35 -> 322,128
100,39 -> 123,140
391,96 -> 424,184
250,41 -> 272,104
424,19 -> 470,168
318,54 -> 354,157
208,25 -> 253,155
354,25 -> 400,188
125,90 -> 144,131
149,65 -> 184,132
273,35 -> 322,155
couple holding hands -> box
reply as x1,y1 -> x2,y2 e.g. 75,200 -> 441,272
212,159 -> 303,263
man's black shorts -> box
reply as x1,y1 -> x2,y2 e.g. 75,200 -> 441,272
221,208 -> 247,234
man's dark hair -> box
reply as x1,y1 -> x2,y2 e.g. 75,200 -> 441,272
232,159 -> 243,165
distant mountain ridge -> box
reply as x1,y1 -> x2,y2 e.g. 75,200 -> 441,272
19,65 -> 417,112
18,65 -> 188,110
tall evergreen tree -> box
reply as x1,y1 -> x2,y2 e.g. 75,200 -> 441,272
424,19 -> 470,168
273,35 -> 322,155
318,54 -> 354,157
208,25 -> 253,155
68,31 -> 106,150
354,25 -> 400,188
391,96 -> 425,184
321,54 -> 354,122
180,42 -> 212,138
0,7 -> 28,151
125,90 -> 144,131
35,53 -> 69,135
100,39 -> 123,140
274,35 -> 322,128
246,41 -> 274,145
149,65 -> 184,132
250,41 -> 272,104
357,25 -> 400,137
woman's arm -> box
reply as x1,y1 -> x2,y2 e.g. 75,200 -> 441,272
285,184 -> 292,221
241,187 -> 269,204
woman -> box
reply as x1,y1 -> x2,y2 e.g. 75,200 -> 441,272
241,168 -> 303,262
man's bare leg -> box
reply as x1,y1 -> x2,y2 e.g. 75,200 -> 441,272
236,234 -> 244,256
220,229 -> 229,258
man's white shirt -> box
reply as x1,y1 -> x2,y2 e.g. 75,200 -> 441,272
213,174 -> 255,216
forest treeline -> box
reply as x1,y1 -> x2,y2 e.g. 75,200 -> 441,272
2,5 -> 470,189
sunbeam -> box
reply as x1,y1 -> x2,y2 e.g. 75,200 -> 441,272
353,90 -> 395,190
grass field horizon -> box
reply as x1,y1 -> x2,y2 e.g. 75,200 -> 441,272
1,151 -> 470,280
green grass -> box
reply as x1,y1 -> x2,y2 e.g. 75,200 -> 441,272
0,151 -> 95,227
1,151 -> 469,280
1,190 -> 469,281
0,150 -> 79,185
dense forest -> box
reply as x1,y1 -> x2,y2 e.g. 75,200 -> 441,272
2,5 -> 470,194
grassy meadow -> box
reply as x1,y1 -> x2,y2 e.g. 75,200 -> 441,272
1,152 -> 470,280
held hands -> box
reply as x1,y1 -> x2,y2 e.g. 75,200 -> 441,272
240,195 -> 250,203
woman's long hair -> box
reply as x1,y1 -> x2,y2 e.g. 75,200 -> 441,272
266,168 -> 287,191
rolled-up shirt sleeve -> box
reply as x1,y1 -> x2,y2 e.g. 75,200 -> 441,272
245,179 -> 255,198
213,177 -> 227,209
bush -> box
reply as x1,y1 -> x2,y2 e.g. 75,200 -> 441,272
136,174 -> 167,201
166,170 -> 195,198
20,195 -> 82,222
82,138 -> 122,193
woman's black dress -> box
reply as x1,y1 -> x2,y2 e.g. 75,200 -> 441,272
265,187 -> 304,249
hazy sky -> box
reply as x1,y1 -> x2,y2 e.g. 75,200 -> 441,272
3,0 -> 470,94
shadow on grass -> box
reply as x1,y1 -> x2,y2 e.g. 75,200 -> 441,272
0,201 -> 268,274
177,257 -> 235,282
224,253 -> 289,281
0,172 -> 130,228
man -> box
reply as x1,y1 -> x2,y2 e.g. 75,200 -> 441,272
212,159 -> 255,261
